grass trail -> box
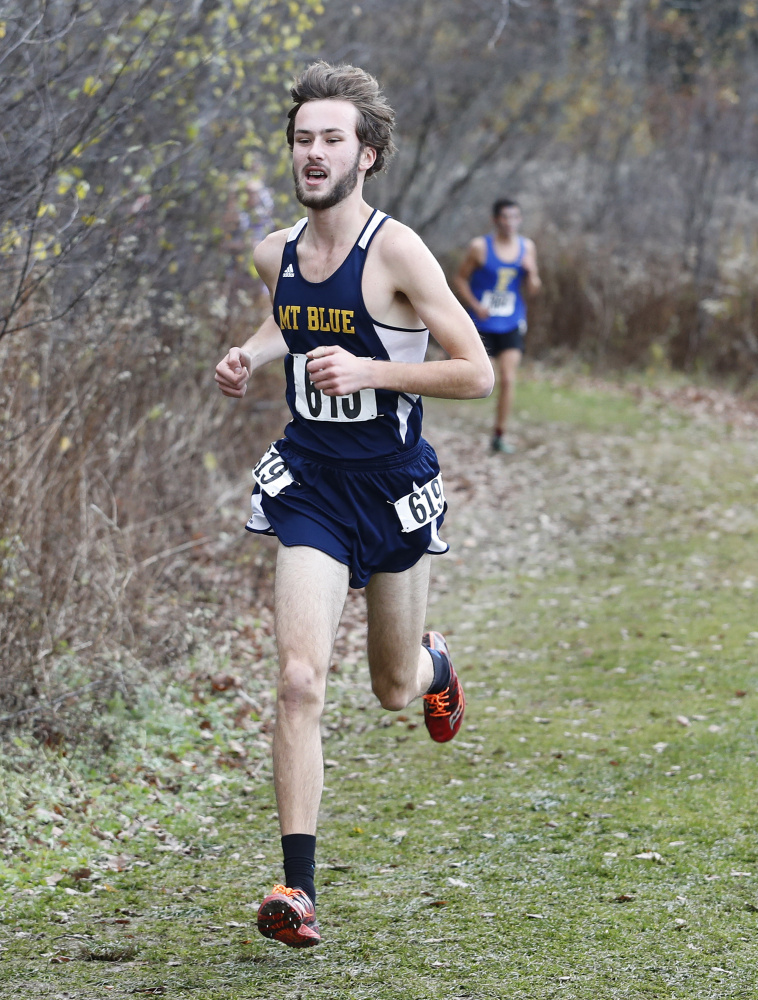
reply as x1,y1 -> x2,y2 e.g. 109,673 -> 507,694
2,369 -> 758,999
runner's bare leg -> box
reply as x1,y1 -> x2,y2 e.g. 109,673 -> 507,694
273,544 -> 349,835
495,347 -> 522,434
365,554 -> 435,709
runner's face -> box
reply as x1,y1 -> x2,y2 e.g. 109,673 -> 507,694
494,206 -> 521,239
292,99 -> 375,210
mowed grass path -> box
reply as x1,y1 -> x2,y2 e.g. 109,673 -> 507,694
2,370 -> 758,999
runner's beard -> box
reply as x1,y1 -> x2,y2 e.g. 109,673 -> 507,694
294,149 -> 362,209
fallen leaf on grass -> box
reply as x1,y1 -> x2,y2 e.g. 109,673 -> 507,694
525,913 -> 544,919
615,894 -> 635,902
676,715 -> 691,727
210,673 -> 240,692
326,859 -> 352,871
635,852 -> 664,862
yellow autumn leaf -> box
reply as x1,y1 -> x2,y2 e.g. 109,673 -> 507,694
82,76 -> 102,97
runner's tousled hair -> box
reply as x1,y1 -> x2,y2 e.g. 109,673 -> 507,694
286,62 -> 397,178
492,197 -> 520,217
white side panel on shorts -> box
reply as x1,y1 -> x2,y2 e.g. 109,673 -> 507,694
246,491 -> 272,532
427,514 -> 449,554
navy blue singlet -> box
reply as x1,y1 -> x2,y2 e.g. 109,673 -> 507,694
273,210 -> 429,462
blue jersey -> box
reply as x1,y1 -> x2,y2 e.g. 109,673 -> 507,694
273,210 -> 428,461
468,235 -> 528,335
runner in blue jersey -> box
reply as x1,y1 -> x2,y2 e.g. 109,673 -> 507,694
454,198 -> 541,453
215,62 -> 492,949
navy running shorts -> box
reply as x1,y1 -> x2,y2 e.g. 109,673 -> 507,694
245,437 -> 448,589
479,327 -> 525,357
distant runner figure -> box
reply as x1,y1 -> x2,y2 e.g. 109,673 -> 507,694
454,198 -> 541,453
214,62 -> 492,948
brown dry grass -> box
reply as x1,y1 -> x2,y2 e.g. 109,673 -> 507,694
0,285 -> 284,737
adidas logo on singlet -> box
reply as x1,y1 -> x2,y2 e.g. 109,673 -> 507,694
282,264 -> 295,278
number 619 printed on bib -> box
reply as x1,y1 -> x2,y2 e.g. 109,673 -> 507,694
393,474 -> 445,533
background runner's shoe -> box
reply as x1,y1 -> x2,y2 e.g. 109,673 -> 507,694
257,884 -> 321,948
491,435 -> 515,453
422,632 -> 465,742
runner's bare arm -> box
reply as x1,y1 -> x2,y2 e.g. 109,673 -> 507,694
214,231 -> 290,398
452,238 -> 488,319
308,226 -> 493,400
523,238 -> 542,297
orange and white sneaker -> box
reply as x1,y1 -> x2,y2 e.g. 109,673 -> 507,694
422,631 -> 465,743
257,884 -> 321,948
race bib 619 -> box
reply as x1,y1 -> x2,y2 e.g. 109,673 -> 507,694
252,444 -> 294,497
393,474 -> 445,533
292,353 -> 377,423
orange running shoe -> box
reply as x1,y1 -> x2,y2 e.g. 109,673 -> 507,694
257,884 -> 321,948
422,631 -> 465,743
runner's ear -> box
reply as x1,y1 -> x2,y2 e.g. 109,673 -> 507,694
360,145 -> 376,173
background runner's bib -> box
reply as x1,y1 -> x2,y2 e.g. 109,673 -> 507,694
480,289 -> 516,318
273,210 -> 429,461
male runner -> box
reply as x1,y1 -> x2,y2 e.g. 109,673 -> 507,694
215,62 -> 492,948
454,198 -> 541,453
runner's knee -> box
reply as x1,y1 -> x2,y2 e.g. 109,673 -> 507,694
369,659 -> 416,711
277,658 -> 326,716
372,680 -> 411,712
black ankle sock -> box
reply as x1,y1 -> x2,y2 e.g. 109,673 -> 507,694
281,833 -> 316,906
425,646 -> 452,695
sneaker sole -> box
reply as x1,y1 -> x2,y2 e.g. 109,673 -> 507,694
257,898 -> 321,948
